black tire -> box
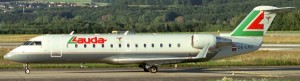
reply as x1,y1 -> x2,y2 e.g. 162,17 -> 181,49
25,69 -> 30,74
148,66 -> 157,73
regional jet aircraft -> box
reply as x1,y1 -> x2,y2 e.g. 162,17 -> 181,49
4,6 -> 292,74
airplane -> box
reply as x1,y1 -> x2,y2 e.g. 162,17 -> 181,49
3,6 -> 292,74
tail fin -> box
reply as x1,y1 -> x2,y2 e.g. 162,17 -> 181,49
230,6 -> 292,36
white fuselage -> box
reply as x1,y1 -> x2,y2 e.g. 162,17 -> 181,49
4,34 -> 261,65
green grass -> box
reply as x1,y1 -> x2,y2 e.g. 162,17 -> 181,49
0,34 -> 39,43
263,34 -> 300,44
267,31 -> 300,34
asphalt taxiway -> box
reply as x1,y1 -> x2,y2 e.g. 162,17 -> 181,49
1,66 -> 300,81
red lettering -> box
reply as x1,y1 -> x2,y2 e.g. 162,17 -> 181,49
77,38 -> 84,44
98,38 -> 106,43
85,38 -> 91,44
70,36 -> 107,44
91,37 -> 97,43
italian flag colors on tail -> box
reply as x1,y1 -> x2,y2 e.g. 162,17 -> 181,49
230,9 -> 276,36
231,10 -> 264,36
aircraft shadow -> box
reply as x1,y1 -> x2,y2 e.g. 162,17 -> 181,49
162,67 -> 300,73
65,66 -> 300,73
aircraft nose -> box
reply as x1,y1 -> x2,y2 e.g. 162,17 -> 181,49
3,52 -> 28,63
3,52 -> 13,60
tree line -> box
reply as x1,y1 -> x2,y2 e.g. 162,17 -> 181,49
0,0 -> 300,34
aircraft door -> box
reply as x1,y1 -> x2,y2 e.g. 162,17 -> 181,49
49,35 -> 63,57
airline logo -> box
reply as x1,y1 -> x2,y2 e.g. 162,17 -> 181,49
231,10 -> 267,36
244,11 -> 264,31
68,37 -> 107,44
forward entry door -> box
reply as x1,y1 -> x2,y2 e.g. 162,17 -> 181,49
50,35 -> 62,57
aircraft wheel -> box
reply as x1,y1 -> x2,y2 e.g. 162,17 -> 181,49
24,63 -> 30,74
25,69 -> 30,74
148,66 -> 157,73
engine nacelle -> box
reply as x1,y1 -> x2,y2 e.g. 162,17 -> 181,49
191,34 -> 232,49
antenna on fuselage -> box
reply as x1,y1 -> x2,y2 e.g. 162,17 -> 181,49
123,31 -> 129,35
69,31 -> 74,35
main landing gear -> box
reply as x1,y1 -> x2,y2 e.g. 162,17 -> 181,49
24,63 -> 30,74
148,66 -> 158,73
139,64 -> 158,73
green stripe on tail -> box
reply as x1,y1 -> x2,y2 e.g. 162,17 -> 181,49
231,10 -> 264,36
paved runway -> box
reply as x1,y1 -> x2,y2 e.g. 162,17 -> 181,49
1,66 -> 300,81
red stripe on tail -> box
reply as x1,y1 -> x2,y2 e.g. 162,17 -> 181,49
247,11 -> 264,30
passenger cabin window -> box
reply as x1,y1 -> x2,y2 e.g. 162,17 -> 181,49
93,44 -> 96,48
169,44 -> 172,48
75,44 -> 78,48
160,43 -> 163,48
151,43 -> 154,48
135,44 -> 138,48
84,44 -> 87,48
23,41 -> 42,46
144,44 -> 146,48
119,44 -> 122,48
111,44 -> 113,48
102,44 -> 104,48
177,43 -> 180,48
127,44 -> 130,48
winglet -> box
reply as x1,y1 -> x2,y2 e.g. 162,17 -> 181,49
123,31 -> 129,35
194,43 -> 210,59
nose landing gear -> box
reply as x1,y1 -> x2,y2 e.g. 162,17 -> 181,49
24,63 -> 30,74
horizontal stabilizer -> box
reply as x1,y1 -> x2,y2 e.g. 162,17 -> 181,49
254,6 -> 295,11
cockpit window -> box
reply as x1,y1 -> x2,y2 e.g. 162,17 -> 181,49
23,41 -> 42,46
23,41 -> 33,45
32,41 -> 42,45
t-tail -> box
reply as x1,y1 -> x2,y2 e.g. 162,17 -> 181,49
230,6 -> 294,37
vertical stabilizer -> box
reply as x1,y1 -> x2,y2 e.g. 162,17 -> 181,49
230,6 -> 291,36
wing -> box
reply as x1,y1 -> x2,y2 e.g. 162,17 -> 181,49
110,43 -> 210,65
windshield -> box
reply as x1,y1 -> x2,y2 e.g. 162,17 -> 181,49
23,41 -> 42,45
23,41 -> 33,45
